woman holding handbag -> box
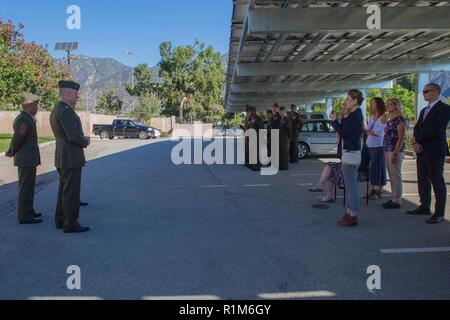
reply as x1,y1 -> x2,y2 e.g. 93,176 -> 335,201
330,89 -> 365,227
366,98 -> 388,200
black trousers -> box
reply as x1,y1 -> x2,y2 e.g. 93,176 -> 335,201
55,168 -> 82,228
417,155 -> 447,217
289,136 -> 299,163
17,167 -> 36,222
279,138 -> 290,170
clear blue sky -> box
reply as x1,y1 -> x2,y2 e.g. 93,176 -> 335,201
1,0 -> 232,66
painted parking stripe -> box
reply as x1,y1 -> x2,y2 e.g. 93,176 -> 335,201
381,247 -> 450,254
142,295 -> 221,300
298,183 -> 314,186
335,193 -> 450,199
29,296 -> 103,300
258,291 -> 336,299
201,185 -> 228,188
291,171 -> 450,176
244,184 -> 272,187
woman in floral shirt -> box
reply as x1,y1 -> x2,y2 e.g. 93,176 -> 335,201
383,98 -> 406,209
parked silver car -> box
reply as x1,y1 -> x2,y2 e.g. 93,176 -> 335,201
299,112 -> 329,121
298,120 -> 338,159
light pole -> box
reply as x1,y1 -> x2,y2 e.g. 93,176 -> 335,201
126,50 -> 134,89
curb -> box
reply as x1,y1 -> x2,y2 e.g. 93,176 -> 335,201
0,140 -> 55,159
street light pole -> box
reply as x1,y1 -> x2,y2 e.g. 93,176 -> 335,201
126,50 -> 134,89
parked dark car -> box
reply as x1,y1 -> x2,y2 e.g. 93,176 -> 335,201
92,119 -> 161,140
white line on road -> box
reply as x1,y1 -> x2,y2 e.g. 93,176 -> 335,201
335,193 -> 450,199
298,183 -> 314,186
381,247 -> 450,254
29,296 -> 103,300
142,295 -> 221,300
201,185 -> 228,188
258,291 -> 336,299
244,184 -> 272,187
402,171 -> 450,174
291,171 -> 450,177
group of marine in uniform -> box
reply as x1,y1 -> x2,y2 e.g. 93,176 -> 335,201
242,103 -> 302,171
6,80 -> 91,233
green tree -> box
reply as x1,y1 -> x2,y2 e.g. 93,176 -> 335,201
312,103 -> 325,113
0,20 -> 68,110
96,89 -> 123,115
395,74 -> 416,92
367,85 -> 416,120
129,93 -> 161,124
158,40 -> 225,122
125,64 -> 159,97
223,112 -> 244,128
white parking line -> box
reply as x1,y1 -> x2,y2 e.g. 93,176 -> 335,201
298,183 -> 314,186
244,184 -> 272,187
335,193 -> 450,199
258,291 -> 336,299
291,171 -> 450,177
29,296 -> 103,300
142,295 -> 221,300
201,185 -> 228,188
402,171 -> 450,174
381,247 -> 450,254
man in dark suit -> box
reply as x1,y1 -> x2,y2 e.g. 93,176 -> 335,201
408,83 -> 450,224
50,80 -> 91,233
6,93 -> 42,224
241,105 -> 252,168
249,106 -> 264,171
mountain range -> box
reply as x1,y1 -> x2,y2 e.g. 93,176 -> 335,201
64,54 -> 228,113
63,54 -> 449,113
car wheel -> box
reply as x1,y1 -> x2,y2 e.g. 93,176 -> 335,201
100,131 -> 110,140
298,142 -> 309,159
139,131 -> 149,140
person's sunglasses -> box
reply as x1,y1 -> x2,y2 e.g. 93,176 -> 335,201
423,89 -> 435,94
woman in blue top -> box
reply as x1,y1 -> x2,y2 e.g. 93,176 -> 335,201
330,89 -> 365,227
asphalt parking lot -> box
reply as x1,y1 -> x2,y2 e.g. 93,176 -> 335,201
0,137 -> 449,300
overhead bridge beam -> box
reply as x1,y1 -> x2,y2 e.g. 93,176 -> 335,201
229,91 -> 347,105
248,7 -> 450,34
231,80 -> 393,94
236,59 -> 450,77
228,98 -> 332,110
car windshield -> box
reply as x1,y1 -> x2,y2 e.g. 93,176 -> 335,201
302,121 -> 335,133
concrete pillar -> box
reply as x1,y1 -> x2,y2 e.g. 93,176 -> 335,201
416,72 -> 431,121
306,103 -> 312,113
360,89 -> 367,123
